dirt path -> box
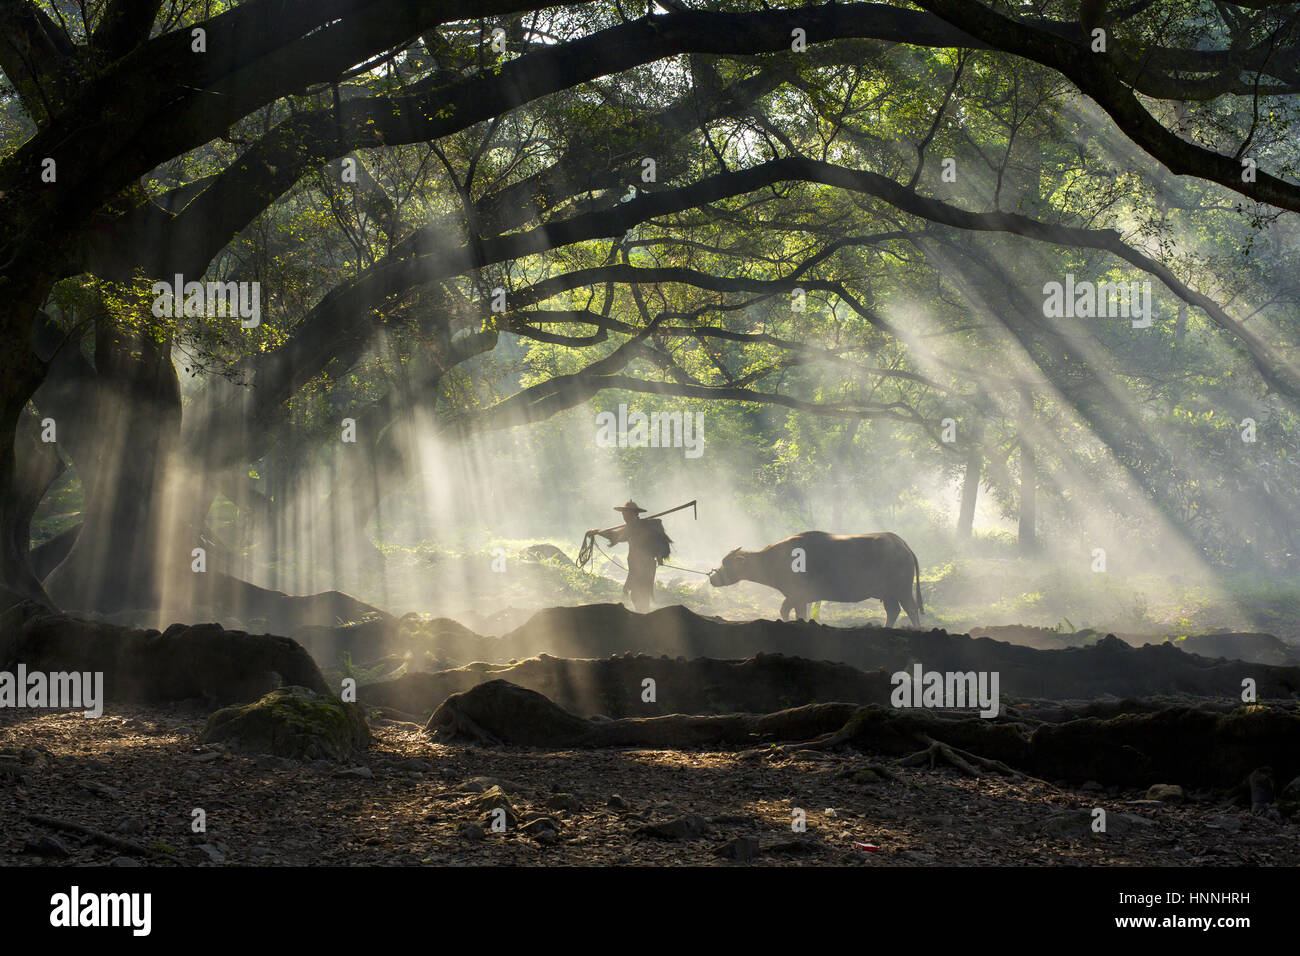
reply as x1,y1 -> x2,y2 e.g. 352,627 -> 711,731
2,705 -> 1293,866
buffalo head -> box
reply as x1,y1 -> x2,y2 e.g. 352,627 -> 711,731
708,548 -> 746,587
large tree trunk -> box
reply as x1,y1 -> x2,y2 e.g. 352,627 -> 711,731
43,320 -> 183,612
13,407 -> 65,569
0,344 -> 53,603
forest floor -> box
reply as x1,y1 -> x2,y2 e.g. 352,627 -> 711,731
2,704 -> 1295,867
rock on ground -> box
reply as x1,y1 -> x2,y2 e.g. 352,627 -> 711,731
198,686 -> 370,761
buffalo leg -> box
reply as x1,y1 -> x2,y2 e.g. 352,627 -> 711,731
900,594 -> 921,628
883,598 -> 901,627
779,598 -> 794,620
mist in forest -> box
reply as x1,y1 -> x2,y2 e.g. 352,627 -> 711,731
123,338 -> 1270,641
31,218 -> 1295,642
21,10 -> 1300,645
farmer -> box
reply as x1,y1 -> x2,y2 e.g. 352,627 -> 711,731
589,501 -> 673,612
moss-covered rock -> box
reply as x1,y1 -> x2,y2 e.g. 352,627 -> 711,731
198,686 -> 370,761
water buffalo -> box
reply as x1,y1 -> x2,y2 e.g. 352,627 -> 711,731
707,531 -> 923,626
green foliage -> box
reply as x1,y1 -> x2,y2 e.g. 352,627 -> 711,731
17,0 -> 1300,610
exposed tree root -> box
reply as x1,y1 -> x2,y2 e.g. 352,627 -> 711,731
897,734 -> 1034,780
426,680 -> 856,749
428,702 -> 502,747
763,725 -> 860,755
26,813 -> 147,856
760,713 -> 1031,785
863,763 -> 903,782
423,680 -> 1300,790
426,680 -> 1025,762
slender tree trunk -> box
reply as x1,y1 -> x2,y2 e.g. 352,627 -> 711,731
1017,386 -> 1036,554
831,419 -> 859,530
957,445 -> 982,538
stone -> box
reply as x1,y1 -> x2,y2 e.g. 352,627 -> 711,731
850,768 -> 887,784
521,817 -> 560,843
1038,809 -> 1103,838
254,754 -> 295,771
1042,807 -> 1157,838
637,814 -> 709,840
25,835 -> 70,858
393,757 -> 435,773
714,836 -> 760,862
333,766 -> 374,780
458,823 -> 486,842
198,686 -> 370,762
474,786 -> 519,828
545,793 -> 581,813
473,785 -> 515,813
1249,768 -> 1275,812
1206,815 -> 1244,832
1115,812 -> 1157,829
196,843 -> 226,863
766,839 -> 819,856
1145,784 -> 1185,803
75,780 -> 120,799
